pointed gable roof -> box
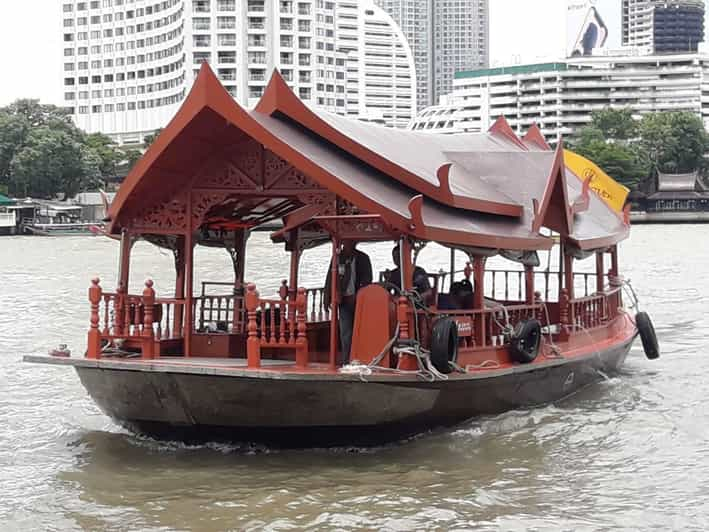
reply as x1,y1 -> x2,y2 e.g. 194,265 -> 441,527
532,143 -> 573,236
522,124 -> 551,151
256,71 -> 524,217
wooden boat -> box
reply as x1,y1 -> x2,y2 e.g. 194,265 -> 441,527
25,65 -> 660,447
22,202 -> 100,236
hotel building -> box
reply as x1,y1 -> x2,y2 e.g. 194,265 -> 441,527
61,0 -> 416,143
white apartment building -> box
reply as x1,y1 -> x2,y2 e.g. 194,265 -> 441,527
61,0 -> 416,144
409,53 -> 709,142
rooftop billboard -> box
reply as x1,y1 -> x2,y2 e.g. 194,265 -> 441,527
567,0 -> 622,57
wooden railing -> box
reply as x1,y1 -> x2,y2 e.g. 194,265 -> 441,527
437,302 -> 545,350
87,278 -> 185,359
486,269 -> 608,303
305,287 -> 329,322
194,283 -> 329,331
568,285 -> 623,331
245,283 -> 309,368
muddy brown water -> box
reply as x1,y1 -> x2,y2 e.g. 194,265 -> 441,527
1,225 -> 708,530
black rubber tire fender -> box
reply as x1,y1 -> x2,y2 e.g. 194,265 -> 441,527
636,311 -> 660,360
430,317 -> 458,374
509,319 -> 542,364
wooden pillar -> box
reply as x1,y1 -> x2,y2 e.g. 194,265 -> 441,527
472,256 -> 486,348
288,229 -> 300,295
117,229 -> 132,290
245,283 -> 261,368
400,238 -> 413,290
564,250 -> 574,300
142,279 -> 155,359
87,278 -> 102,359
183,227 -> 194,357
472,256 -> 485,309
557,241 -> 564,303
595,252 -> 605,294
231,229 -> 248,291
610,245 -> 619,277
609,245 -> 621,312
524,264 -> 535,305
173,237 -> 185,339
328,237 -> 339,369
115,230 -> 132,335
449,247 -> 455,291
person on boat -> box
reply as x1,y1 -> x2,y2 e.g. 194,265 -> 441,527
385,244 -> 433,303
323,240 -> 373,364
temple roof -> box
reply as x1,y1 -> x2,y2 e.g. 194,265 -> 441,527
107,64 -> 629,251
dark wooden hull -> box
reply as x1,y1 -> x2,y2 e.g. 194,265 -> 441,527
71,336 -> 634,447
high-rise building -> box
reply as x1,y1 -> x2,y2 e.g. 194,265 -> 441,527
61,0 -> 416,144
622,0 -> 705,53
374,0 -> 488,109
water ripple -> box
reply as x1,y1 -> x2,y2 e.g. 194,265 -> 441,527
2,228 -> 709,530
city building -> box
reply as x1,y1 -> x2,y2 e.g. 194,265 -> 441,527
622,0 -> 705,53
409,53 -> 709,142
374,0 -> 488,109
61,0 -> 416,144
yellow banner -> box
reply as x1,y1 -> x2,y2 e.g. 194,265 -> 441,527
564,149 -> 629,212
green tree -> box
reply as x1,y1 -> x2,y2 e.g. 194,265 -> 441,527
0,99 -> 113,198
588,108 -> 638,140
639,112 -> 709,174
143,128 -> 163,147
8,127 -> 89,198
85,132 -> 122,180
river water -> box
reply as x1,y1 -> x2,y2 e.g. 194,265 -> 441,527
1,225 -> 707,531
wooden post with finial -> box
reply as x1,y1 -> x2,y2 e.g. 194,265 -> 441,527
246,283 -> 261,368
142,279 -> 155,359
87,278 -> 103,359
295,287 -> 308,368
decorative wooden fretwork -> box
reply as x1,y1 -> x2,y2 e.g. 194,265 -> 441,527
233,139 -> 263,185
191,190 -> 236,229
132,195 -> 188,232
263,150 -> 293,188
200,161 -> 257,190
337,198 -> 360,216
297,192 -> 336,215
272,168 -> 322,191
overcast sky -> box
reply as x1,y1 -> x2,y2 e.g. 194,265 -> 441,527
0,0 -> 701,106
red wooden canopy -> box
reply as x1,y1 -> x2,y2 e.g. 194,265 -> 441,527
107,64 -> 628,251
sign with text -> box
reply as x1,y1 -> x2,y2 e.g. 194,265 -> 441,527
564,149 -> 630,212
567,0 -> 622,57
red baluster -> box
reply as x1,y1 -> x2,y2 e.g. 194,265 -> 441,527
295,287 -> 308,367
87,278 -> 102,359
246,284 -> 261,368
260,301 -> 267,345
270,304 -> 277,344
279,289 -> 287,345
142,279 -> 155,359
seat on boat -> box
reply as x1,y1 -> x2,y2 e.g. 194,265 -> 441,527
350,284 -> 396,366
438,279 -> 474,310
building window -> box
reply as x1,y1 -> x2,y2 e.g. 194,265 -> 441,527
218,0 -> 236,11
193,0 -> 210,13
